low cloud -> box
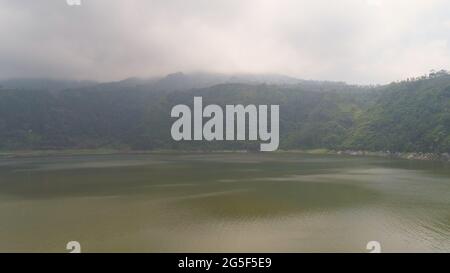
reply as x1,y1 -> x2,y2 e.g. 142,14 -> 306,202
0,0 -> 449,84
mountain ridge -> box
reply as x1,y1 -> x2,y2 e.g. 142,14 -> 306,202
0,72 -> 448,153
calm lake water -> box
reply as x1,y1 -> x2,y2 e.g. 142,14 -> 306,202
0,153 -> 448,252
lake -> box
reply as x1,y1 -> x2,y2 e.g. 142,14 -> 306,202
0,153 -> 448,252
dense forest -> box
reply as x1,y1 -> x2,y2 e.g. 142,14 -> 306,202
0,72 -> 449,153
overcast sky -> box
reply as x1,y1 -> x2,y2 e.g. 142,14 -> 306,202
0,0 -> 449,84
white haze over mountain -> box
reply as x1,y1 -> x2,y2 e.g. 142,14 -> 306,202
0,0 -> 449,84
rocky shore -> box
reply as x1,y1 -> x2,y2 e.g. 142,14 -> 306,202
331,150 -> 450,162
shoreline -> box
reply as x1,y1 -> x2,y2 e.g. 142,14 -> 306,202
0,148 -> 449,162
303,149 -> 450,162
283,149 -> 450,162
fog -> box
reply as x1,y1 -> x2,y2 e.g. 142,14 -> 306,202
0,0 -> 449,84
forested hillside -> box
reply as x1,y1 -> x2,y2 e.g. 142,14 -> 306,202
0,73 -> 448,153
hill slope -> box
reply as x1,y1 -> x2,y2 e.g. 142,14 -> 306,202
0,74 -> 448,153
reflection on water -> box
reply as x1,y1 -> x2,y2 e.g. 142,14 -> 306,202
0,153 -> 448,252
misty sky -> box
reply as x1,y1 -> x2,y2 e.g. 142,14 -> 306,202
0,0 -> 449,84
